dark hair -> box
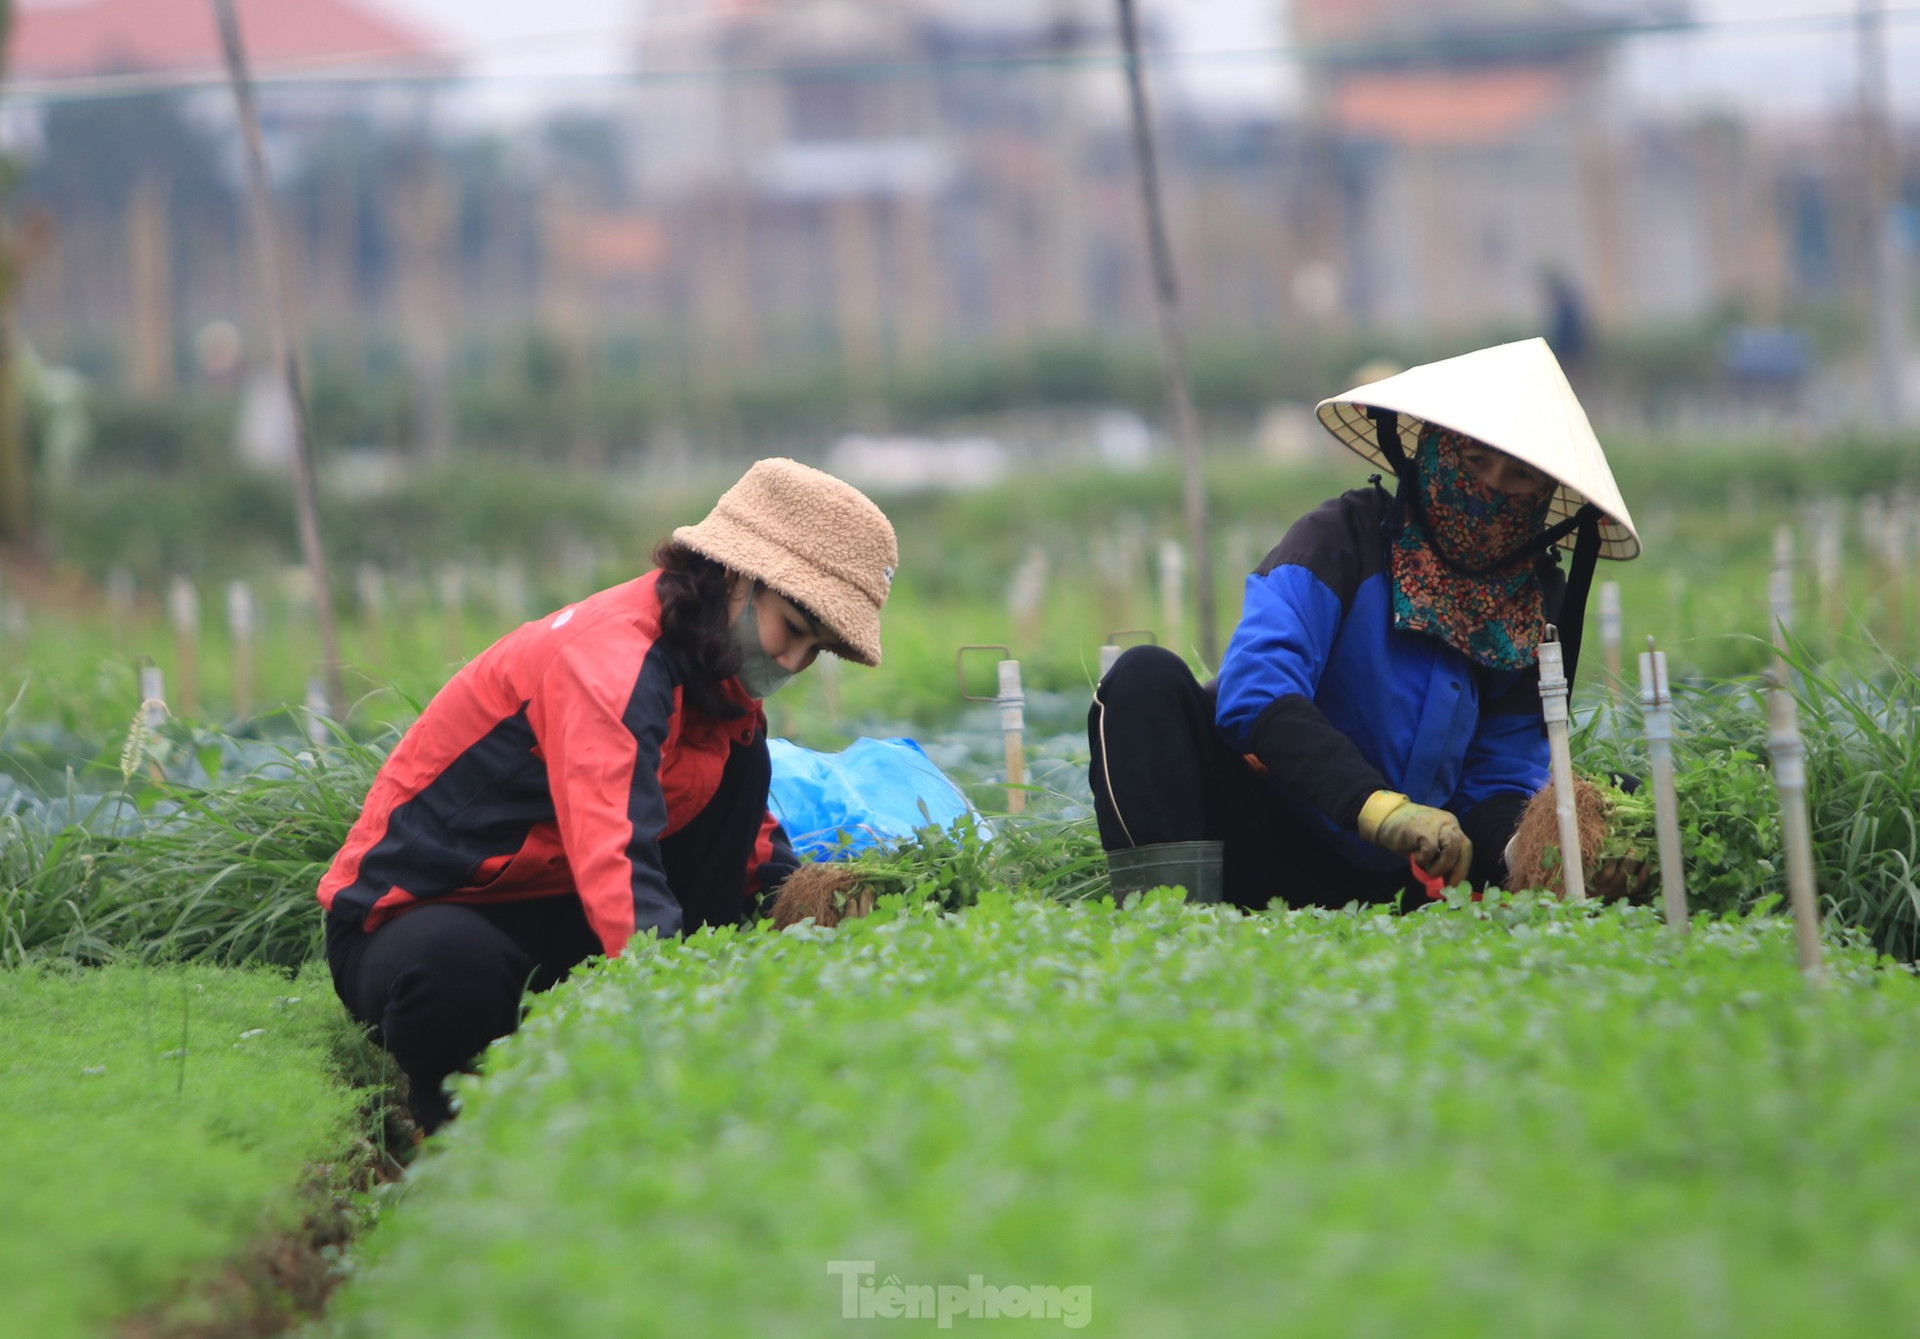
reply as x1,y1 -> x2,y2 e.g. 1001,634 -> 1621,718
652,540 -> 747,719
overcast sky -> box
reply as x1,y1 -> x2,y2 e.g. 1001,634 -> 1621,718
371,0 -> 1920,123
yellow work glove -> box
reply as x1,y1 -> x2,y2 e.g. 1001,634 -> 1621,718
1358,791 -> 1473,887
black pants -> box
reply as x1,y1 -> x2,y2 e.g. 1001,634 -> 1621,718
1088,645 -> 1424,912
327,734 -> 775,1132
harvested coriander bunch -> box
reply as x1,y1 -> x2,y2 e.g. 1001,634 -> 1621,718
1506,773 -> 1655,902
768,863 -> 878,929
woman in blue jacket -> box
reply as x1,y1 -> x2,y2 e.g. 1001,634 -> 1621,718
1089,339 -> 1640,908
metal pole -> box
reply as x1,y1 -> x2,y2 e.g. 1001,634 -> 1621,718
210,0 -> 345,718
1538,627 -> 1587,902
1116,0 -> 1216,665
1639,637 -> 1688,933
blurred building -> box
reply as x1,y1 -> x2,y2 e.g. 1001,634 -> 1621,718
1292,0 -> 1694,332
628,0 -> 1133,382
1,0 -> 1908,437
8,0 -> 453,406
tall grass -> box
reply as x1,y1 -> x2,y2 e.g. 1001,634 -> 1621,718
8,641 -> 1920,966
0,716 -> 386,969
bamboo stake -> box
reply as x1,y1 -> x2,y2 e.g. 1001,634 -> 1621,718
1538,626 -> 1586,903
1638,637 -> 1688,934
1115,0 -> 1216,664
1768,681 -> 1825,983
998,658 -> 1027,816
1771,525 -> 1796,658
1767,544 -> 1824,982
225,579 -> 254,721
210,0 -> 344,718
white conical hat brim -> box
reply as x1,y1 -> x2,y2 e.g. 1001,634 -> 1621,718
1314,337 -> 1640,561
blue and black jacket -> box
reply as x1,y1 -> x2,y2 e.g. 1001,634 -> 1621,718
1215,487 -> 1562,877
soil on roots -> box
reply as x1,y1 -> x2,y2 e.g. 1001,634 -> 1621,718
768,863 -> 877,929
1506,777 -> 1612,897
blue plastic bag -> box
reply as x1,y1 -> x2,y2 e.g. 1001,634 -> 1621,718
767,736 -> 978,859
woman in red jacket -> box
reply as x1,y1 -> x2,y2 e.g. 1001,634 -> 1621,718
319,458 -> 898,1132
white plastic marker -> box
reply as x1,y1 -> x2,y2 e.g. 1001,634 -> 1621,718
137,656 -> 167,731
226,579 -> 255,720
168,576 -> 201,716
818,650 -> 842,728
1537,626 -> 1586,903
305,674 -> 331,749
1638,636 -> 1688,934
1097,629 -> 1157,682
958,645 -> 1026,815
1599,580 -> 1623,691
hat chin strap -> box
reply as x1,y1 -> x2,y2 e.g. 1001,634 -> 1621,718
1368,407 -> 1604,687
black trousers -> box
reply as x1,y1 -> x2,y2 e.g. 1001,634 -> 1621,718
1088,644 -> 1426,912
327,734 -> 775,1132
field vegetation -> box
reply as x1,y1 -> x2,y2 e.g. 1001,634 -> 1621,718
325,891 -> 1920,1338
0,963 -> 374,1337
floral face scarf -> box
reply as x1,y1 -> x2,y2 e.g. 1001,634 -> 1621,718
1389,426 -> 1556,671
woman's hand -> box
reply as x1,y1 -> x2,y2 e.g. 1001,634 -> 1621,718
1361,793 -> 1473,887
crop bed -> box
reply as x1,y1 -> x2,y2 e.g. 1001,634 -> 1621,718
0,963 -> 365,1337
328,893 -> 1920,1338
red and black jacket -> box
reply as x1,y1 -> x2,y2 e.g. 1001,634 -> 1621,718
317,570 -> 797,958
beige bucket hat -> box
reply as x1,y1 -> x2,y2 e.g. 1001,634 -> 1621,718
674,458 -> 898,666
1315,337 -> 1640,560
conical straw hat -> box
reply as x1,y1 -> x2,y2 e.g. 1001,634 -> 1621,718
1315,337 -> 1639,560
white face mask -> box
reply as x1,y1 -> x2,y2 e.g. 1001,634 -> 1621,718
727,584 -> 797,699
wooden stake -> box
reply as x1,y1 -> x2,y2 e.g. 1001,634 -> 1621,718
1538,627 -> 1586,902
1116,0 -> 1216,665
210,0 -> 344,718
1639,637 -> 1688,933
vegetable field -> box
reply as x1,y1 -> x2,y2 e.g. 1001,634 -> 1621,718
327,893 -> 1920,1338
0,964 -> 371,1337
